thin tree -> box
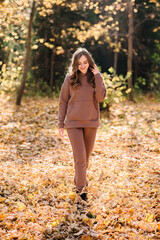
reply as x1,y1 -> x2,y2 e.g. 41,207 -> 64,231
50,48 -> 55,92
113,14 -> 119,75
16,0 -> 36,105
127,0 -> 134,101
50,26 -> 55,92
113,34 -> 118,75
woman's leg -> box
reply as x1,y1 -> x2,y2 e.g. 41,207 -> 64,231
83,128 -> 97,168
67,128 -> 87,192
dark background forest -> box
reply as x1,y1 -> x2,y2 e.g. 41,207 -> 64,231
0,0 -> 160,104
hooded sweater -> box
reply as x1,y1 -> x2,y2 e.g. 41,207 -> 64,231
58,72 -> 106,129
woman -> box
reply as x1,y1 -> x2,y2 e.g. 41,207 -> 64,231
58,48 -> 106,201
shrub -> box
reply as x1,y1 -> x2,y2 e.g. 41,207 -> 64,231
101,67 -> 131,111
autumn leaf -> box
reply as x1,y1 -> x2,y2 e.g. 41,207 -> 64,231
0,213 -> 6,221
16,202 -> 26,211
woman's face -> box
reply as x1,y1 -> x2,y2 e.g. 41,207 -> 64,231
78,55 -> 89,74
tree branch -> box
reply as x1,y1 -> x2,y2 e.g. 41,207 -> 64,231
134,14 -> 160,32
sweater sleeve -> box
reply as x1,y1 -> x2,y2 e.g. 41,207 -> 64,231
58,75 -> 70,128
94,73 -> 106,102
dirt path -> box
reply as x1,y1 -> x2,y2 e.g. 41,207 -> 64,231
0,96 -> 160,239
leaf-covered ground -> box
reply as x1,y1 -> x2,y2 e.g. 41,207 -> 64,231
0,95 -> 160,240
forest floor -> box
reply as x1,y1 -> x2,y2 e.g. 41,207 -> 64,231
0,94 -> 160,240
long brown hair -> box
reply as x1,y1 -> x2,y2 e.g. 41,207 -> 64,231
68,48 -> 96,89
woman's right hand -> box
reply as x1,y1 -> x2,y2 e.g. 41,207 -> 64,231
91,65 -> 100,75
58,128 -> 64,137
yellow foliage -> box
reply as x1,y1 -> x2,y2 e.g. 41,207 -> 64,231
68,191 -> 76,201
157,224 -> 160,230
0,197 -> 6,203
31,45 -> 38,50
81,236 -> 93,240
108,5 -> 114,11
17,202 -> 26,211
70,3 -> 77,11
153,27 -> 160,32
56,46 -> 64,55
27,194 -> 35,200
49,38 -> 55,42
0,213 -> 6,221
149,0 -> 157,3
51,219 -> 60,227
44,42 -> 54,49
146,213 -> 154,223
126,88 -> 132,93
94,8 -> 100,14
108,17 -> 113,21
39,38 -> 45,43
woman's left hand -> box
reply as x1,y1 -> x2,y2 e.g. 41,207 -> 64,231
91,65 -> 100,75
58,128 -> 64,138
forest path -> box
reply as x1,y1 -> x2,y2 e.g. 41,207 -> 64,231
0,95 -> 160,239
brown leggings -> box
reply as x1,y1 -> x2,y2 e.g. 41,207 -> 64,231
67,127 -> 97,191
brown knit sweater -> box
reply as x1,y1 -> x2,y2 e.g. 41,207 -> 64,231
58,72 -> 106,129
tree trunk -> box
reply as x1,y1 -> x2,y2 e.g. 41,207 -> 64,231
134,55 -> 138,86
127,0 -> 134,101
50,48 -> 55,92
16,0 -> 36,105
113,14 -> 119,75
113,34 -> 118,75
